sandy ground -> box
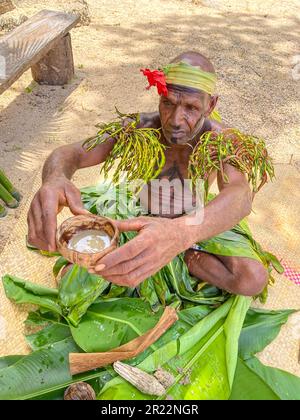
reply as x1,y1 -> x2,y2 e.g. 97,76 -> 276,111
0,0 -> 299,251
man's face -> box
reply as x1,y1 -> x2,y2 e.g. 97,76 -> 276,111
159,86 -> 211,145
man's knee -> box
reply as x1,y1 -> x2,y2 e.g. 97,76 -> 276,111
230,259 -> 268,296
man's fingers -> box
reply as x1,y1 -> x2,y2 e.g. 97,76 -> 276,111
114,217 -> 148,233
28,199 -> 50,251
65,187 -> 89,216
27,212 -> 45,250
97,249 -> 150,277
103,264 -> 157,288
42,201 -> 59,252
30,200 -> 44,241
96,234 -> 149,269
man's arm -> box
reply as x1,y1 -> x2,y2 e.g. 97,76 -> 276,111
178,164 -> 252,243
27,111 -> 160,252
27,138 -> 115,252
91,165 -> 252,286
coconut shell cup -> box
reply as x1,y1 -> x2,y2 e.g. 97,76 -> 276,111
56,214 -> 119,270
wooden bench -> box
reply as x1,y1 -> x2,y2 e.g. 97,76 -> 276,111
0,9 -> 80,94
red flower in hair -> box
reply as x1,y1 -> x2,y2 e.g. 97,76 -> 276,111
140,68 -> 168,96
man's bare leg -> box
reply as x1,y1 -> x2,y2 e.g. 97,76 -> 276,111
184,250 -> 268,296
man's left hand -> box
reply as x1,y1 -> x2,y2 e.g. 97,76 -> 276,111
90,216 -> 190,287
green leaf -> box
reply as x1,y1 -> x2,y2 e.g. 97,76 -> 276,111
177,305 -> 213,326
99,320 -> 231,400
0,356 -> 24,370
239,308 -> 296,359
70,298 -> 163,353
0,333 -> 112,400
26,324 -> 71,351
99,298 -> 237,400
223,296 -> 251,387
127,305 -> 215,367
230,357 -> 300,400
262,251 -> 284,274
159,321 -> 230,400
176,297 -> 233,358
25,310 -> 65,327
230,358 -> 280,400
245,357 -> 300,400
0,337 -> 78,400
52,256 -> 69,278
58,265 -> 109,326
2,275 -> 62,315
138,278 -> 160,311
159,296 -> 249,400
163,255 -> 226,305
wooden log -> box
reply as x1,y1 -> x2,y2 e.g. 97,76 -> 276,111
0,0 -> 15,16
31,33 -> 74,85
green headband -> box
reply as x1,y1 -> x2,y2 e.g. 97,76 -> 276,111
163,61 -> 217,95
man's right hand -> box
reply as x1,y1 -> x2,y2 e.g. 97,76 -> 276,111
27,177 -> 89,252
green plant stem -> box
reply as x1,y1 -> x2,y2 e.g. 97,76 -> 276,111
0,169 -> 21,201
0,202 -> 7,218
0,183 -> 19,208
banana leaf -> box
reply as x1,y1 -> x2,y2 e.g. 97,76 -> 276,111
58,265 -> 109,327
0,337 -> 78,400
102,283 -> 128,299
0,330 -> 112,400
0,356 -> 24,370
3,268 -> 111,328
52,256 -> 69,278
239,308 -> 296,360
70,298 -> 164,353
138,278 -> 161,311
2,275 -> 62,316
99,296 -> 249,400
162,254 -> 227,305
223,296 -> 251,387
26,324 -> 71,351
230,358 -> 279,400
230,357 -> 300,400
99,322 -> 229,400
25,310 -> 65,327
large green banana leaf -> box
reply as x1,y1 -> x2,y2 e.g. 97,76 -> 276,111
0,337 -> 78,400
223,295 -> 251,387
239,308 -> 296,359
99,296 -> 250,400
0,356 -> 24,369
0,298 -> 296,400
2,275 -> 62,315
0,331 -> 111,400
230,357 -> 300,400
2,267 -> 110,328
70,298 -> 164,353
98,318 -> 230,400
26,324 -> 71,351
230,358 -> 280,400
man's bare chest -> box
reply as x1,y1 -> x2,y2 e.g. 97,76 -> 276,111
157,147 -> 191,182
